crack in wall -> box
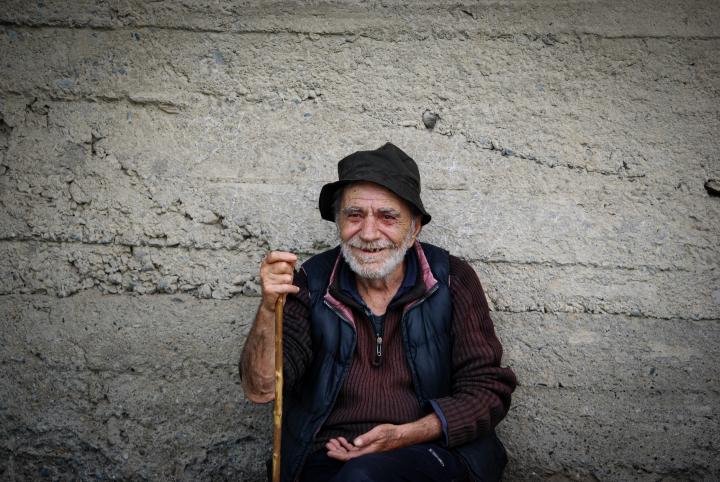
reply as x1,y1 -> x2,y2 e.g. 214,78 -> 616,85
0,238 -> 266,299
493,307 -> 720,322
393,120 -> 650,182
464,135 -> 647,181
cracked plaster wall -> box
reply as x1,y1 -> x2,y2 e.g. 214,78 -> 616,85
0,1 -> 719,480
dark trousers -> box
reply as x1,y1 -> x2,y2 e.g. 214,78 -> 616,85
298,443 -> 469,482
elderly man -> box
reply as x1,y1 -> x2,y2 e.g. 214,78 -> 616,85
240,143 -> 517,482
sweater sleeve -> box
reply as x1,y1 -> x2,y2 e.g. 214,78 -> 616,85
282,268 -> 313,391
429,256 -> 517,448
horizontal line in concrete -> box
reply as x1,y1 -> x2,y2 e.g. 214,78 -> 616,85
0,236 -> 701,273
2,289 -> 717,321
3,0 -> 720,40
3,20 -> 720,41
493,308 -> 720,323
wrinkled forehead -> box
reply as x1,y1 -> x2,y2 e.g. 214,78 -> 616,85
340,181 -> 412,213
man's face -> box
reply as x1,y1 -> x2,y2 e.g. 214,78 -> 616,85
337,182 -> 420,280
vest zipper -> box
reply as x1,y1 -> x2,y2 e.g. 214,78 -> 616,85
373,331 -> 383,366
366,309 -> 384,367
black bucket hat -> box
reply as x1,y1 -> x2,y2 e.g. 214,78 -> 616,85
319,142 -> 431,225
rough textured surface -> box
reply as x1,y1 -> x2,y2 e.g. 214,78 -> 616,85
1,1 -> 719,480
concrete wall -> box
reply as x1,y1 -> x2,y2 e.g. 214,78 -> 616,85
1,1 -> 719,480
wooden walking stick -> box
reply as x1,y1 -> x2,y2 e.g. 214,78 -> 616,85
272,294 -> 285,482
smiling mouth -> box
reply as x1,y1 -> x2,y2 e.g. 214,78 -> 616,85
351,246 -> 389,261
358,247 -> 386,253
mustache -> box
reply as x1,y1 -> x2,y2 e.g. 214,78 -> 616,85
345,238 -> 398,250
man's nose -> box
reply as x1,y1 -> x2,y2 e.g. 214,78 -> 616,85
359,215 -> 380,241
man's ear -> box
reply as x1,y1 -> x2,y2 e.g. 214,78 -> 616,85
413,216 -> 422,238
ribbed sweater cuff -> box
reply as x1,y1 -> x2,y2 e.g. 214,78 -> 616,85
429,399 -> 450,447
433,397 -> 491,448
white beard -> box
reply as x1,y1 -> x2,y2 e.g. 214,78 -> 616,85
340,223 -> 416,280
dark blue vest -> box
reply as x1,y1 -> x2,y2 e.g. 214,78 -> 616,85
280,242 -> 505,482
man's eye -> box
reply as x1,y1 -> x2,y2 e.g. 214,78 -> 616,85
383,215 -> 397,221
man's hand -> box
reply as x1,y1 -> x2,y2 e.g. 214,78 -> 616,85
325,425 -> 403,461
325,414 -> 442,461
240,251 -> 299,403
259,251 -> 300,312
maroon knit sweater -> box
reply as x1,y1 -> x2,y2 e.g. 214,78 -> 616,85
282,253 -> 517,451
